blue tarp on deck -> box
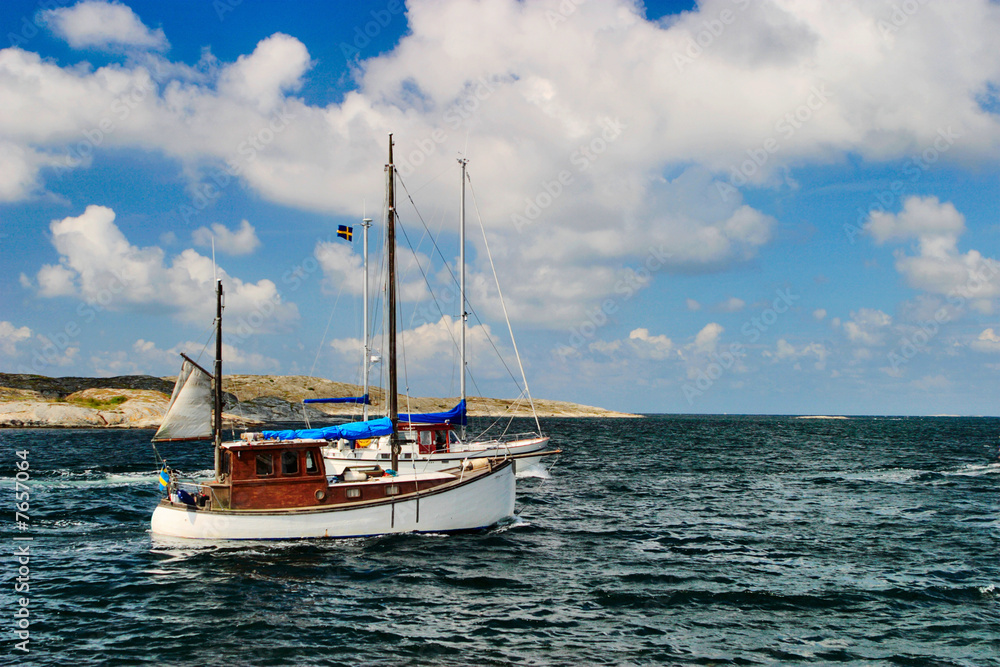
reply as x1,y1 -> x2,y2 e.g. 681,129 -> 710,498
302,395 -> 370,405
261,417 -> 393,441
401,400 -> 467,426
259,400 -> 466,440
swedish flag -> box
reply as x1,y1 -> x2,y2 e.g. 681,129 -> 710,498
337,225 -> 353,242
158,468 -> 170,493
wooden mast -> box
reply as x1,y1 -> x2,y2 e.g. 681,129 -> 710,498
387,135 -> 400,471
213,279 -> 223,481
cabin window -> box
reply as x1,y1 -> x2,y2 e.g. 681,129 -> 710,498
304,450 -> 319,475
434,430 -> 448,451
379,453 -> 390,460
385,485 -> 400,496
346,488 -> 361,499
281,450 -> 299,475
255,453 -> 273,476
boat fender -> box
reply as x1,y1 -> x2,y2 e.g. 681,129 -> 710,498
315,489 -> 326,501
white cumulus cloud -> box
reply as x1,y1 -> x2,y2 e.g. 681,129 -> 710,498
192,220 -> 261,255
843,308 -> 893,346
33,205 -> 299,326
865,196 -> 1000,313
43,1 -> 168,51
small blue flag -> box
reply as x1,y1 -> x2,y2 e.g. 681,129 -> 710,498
337,225 -> 353,242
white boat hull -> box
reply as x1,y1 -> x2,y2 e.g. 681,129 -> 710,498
150,461 -> 515,540
324,436 -> 551,474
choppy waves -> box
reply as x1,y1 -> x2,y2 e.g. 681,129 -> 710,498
2,416 -> 999,666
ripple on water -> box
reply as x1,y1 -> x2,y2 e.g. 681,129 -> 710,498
3,416 -> 999,666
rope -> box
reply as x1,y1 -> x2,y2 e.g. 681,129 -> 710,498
467,171 -> 542,433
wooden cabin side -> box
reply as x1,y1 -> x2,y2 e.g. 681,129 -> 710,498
204,441 -> 458,511
221,442 -> 327,510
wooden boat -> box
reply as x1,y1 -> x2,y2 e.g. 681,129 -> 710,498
149,136 -> 515,540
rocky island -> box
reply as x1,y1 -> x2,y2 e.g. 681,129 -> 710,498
0,373 -> 637,429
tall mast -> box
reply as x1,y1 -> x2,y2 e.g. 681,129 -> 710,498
361,214 -> 372,421
213,279 -> 223,481
387,135 -> 400,471
458,157 -> 468,440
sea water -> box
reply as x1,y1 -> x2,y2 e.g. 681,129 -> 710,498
1,416 -> 998,665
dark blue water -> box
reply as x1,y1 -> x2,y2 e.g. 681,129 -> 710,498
2,416 -> 999,666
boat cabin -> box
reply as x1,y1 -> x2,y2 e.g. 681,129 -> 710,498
173,439 -> 457,512
398,422 -> 459,454
204,441 -> 328,510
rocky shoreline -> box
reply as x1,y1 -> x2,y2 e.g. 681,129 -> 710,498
0,373 -> 638,429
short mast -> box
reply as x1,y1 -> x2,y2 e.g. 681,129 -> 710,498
213,279 -> 223,480
387,135 -> 400,471
458,157 -> 468,440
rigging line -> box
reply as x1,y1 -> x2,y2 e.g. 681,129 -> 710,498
395,213 -> 460,350
405,160 -> 452,196
398,175 -> 463,294
394,260 -> 414,420
467,171 -> 542,433
398,174 -> 522,393
395,210 -> 468,405
472,394 -> 524,441
188,318 -> 216,368
308,272 -> 348,380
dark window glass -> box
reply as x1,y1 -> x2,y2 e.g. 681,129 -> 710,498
282,450 -> 299,475
256,453 -> 273,476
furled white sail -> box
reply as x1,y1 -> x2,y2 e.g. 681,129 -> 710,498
152,359 -> 213,442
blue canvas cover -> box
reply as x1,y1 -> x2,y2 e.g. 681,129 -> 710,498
401,400 -> 467,426
302,395 -> 369,405
261,417 -> 393,441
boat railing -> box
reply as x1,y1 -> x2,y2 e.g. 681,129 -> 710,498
456,431 -> 545,448
166,478 -> 223,509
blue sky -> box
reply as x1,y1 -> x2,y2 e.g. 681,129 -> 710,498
2,0 -> 1000,416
